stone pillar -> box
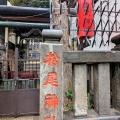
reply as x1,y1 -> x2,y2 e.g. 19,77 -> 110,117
112,64 -> 120,111
73,64 -> 87,116
52,0 -> 73,110
111,35 -> 120,111
93,63 -> 110,115
90,66 -> 94,94
40,43 -> 63,120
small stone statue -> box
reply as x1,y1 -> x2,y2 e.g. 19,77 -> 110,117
111,34 -> 120,51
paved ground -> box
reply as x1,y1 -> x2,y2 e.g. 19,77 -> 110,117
63,109 -> 120,120
0,116 -> 38,120
0,109 -> 120,120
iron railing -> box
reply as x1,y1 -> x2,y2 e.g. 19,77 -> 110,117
0,50 -> 40,90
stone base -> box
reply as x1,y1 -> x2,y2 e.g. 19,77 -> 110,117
63,109 -> 120,120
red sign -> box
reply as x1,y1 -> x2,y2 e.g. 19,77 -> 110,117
46,116 -> 56,120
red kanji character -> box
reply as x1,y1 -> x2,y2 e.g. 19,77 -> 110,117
43,72 -> 58,88
44,52 -> 60,66
44,94 -> 59,110
46,116 -> 56,120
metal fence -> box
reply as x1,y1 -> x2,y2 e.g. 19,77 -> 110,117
0,50 -> 40,90
0,48 -> 40,116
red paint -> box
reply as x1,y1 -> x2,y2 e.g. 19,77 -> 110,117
43,72 -> 58,88
44,94 -> 59,110
44,52 -> 60,66
46,116 -> 56,120
78,0 -> 94,40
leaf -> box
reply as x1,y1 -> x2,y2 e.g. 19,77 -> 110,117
65,105 -> 73,111
66,90 -> 73,99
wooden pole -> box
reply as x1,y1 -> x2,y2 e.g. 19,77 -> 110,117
5,27 -> 9,77
5,27 -> 9,59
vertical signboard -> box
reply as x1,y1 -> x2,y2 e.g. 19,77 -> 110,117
40,43 -> 63,120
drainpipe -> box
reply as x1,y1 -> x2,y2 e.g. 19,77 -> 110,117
0,21 -> 50,29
